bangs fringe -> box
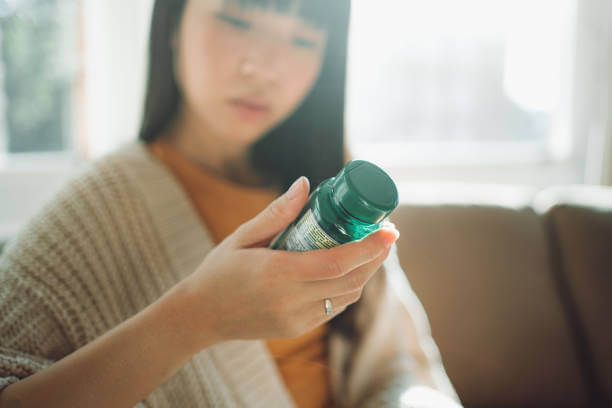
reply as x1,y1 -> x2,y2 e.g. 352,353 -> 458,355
227,0 -> 338,29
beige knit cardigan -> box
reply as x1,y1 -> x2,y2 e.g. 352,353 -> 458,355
0,141 -> 459,407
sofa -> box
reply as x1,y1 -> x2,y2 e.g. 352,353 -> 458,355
392,185 -> 612,408
1,184 -> 610,407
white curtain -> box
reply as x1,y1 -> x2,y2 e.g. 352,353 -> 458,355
82,0 -> 154,158
577,0 -> 612,186
604,65 -> 612,186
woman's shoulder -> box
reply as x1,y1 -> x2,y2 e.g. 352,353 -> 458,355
0,140 -> 198,345
0,140 -> 173,266
77,140 -> 162,190
1,139 -> 208,279
35,141 -> 158,220
41,140 -> 169,215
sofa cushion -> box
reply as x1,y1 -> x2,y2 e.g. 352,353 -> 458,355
391,202 -> 588,407
536,186 -> 612,407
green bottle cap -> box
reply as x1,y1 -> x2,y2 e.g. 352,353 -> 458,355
332,160 -> 399,224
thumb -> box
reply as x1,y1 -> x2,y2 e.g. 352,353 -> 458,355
230,176 -> 310,248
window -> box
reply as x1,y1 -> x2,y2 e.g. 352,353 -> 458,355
0,0 -> 82,156
346,0 -> 577,173
0,1 -> 153,243
0,0 -> 84,243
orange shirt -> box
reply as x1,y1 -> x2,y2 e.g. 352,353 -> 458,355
148,138 -> 333,408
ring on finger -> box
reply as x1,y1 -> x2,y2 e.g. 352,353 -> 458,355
324,298 -> 333,315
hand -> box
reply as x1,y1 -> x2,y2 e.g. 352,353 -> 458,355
177,176 -> 400,350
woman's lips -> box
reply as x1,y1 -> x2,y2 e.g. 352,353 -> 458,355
229,99 -> 270,121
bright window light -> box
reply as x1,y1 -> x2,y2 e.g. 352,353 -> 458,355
346,0 -> 576,165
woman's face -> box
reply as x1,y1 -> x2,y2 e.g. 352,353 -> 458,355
173,0 -> 328,146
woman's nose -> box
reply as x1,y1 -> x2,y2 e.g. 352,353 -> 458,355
243,38 -> 287,84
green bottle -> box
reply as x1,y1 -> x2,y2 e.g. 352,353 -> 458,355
269,160 -> 399,251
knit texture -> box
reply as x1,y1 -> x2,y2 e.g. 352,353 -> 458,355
0,141 -> 459,407
147,138 -> 333,408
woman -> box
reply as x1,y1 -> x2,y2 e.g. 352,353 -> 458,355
0,0 -> 460,406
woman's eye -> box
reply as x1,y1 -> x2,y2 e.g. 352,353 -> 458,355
216,13 -> 251,30
293,37 -> 316,49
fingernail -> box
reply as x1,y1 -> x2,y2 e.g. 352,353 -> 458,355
287,176 -> 307,200
384,229 -> 399,248
382,220 -> 396,229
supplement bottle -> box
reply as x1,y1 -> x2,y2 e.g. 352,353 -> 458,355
269,160 -> 398,251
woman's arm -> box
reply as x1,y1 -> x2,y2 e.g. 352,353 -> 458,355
0,176 -> 398,408
0,282 -> 212,408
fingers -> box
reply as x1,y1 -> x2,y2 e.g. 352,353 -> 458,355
290,226 -> 399,282
229,176 -> 310,248
327,292 -> 360,314
305,245 -> 391,299
301,291 -> 363,329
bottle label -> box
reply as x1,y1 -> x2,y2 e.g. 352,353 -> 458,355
275,209 -> 339,251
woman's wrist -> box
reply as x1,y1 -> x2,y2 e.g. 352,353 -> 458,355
156,278 -> 224,355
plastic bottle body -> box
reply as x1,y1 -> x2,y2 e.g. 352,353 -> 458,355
269,177 -> 382,251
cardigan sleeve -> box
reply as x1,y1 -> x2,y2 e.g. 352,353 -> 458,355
339,242 -> 462,408
0,242 -> 151,408
0,252 -> 71,393
0,203 -> 150,408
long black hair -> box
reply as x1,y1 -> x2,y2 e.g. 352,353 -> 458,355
139,0 -> 351,192
139,0 -> 357,337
